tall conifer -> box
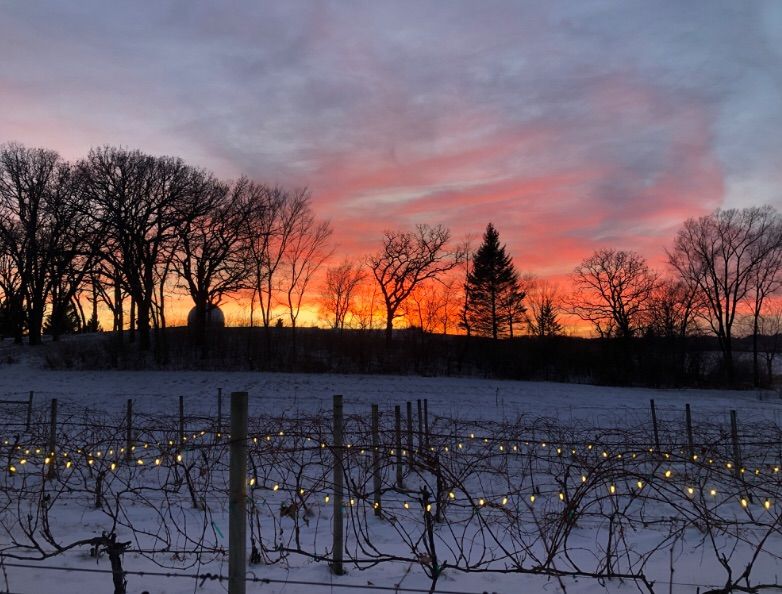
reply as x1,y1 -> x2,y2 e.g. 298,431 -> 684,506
463,223 -> 524,339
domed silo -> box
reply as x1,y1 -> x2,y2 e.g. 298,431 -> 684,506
187,304 -> 226,329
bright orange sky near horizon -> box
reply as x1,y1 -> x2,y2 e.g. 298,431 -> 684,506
3,2 -> 782,335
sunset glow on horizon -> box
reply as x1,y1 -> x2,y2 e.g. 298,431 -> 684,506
3,1 -> 782,333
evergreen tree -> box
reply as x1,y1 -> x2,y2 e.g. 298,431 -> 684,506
43,301 -> 81,336
463,223 -> 524,339
531,299 -> 562,337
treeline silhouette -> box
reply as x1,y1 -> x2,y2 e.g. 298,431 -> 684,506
2,142 -> 782,388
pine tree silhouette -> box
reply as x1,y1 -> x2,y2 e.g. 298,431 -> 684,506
463,223 -> 524,339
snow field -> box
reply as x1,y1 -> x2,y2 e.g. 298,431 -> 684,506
0,368 -> 781,593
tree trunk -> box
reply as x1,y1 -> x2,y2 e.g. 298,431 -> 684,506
27,303 -> 43,346
90,282 -> 99,331
752,314 -> 760,388
12,295 -> 23,344
385,312 -> 394,345
113,274 -> 124,344
724,333 -> 734,385
193,296 -> 210,360
129,298 -> 136,344
137,300 -> 151,351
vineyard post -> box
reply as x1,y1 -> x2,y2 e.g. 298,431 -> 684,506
371,404 -> 382,516
685,403 -> 694,459
229,391 -> 248,594
26,391 -> 33,432
46,398 -> 57,480
650,399 -> 660,453
417,399 -> 423,451
730,410 -> 742,479
424,398 -> 430,450
332,394 -> 345,575
125,399 -> 133,462
395,405 -> 403,489
179,395 -> 185,447
406,401 -> 414,472
217,387 -> 223,439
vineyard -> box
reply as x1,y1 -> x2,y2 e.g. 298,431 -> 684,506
0,371 -> 781,594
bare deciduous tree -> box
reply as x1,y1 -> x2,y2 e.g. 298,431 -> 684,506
243,186 -> 310,357
644,278 -> 700,339
0,240 -> 23,341
174,177 -> 252,351
745,214 -> 782,385
669,207 -> 781,381
321,259 -> 365,330
0,143 -> 95,345
569,248 -> 657,338
525,279 -> 562,337
280,206 -> 332,358
407,275 -> 462,335
369,224 -> 463,344
79,146 -> 204,353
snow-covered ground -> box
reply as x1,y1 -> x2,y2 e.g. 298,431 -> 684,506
0,361 -> 781,593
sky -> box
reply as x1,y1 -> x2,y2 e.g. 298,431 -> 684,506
2,0 -> 782,284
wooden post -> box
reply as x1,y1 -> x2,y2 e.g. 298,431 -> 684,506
179,395 -> 185,447
685,403 -> 694,459
46,399 -> 57,480
371,404 -> 382,516
730,410 -> 742,478
650,399 -> 660,453
125,399 -> 133,462
217,387 -> 223,438
25,391 -> 33,432
228,391 -> 248,594
332,394 -> 345,575
406,401 -> 414,472
395,405 -> 403,490
417,399 -> 423,451
424,398 -> 430,451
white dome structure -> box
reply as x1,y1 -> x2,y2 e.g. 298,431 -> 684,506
187,304 -> 226,329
